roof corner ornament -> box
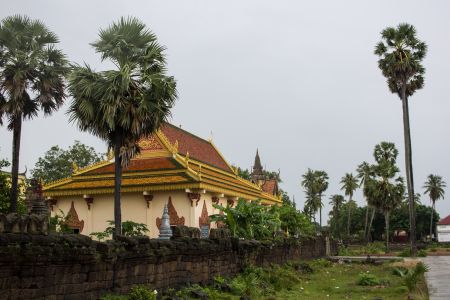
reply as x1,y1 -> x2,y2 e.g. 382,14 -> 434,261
107,149 -> 114,161
72,162 -> 79,174
172,139 -> 179,154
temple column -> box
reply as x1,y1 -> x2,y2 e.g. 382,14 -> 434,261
84,195 -> 94,234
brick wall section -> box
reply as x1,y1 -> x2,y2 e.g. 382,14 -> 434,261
0,234 -> 336,300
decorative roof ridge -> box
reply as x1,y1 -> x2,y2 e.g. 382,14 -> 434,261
163,122 -> 212,146
72,159 -> 113,176
208,139 -> 236,174
43,176 -> 73,190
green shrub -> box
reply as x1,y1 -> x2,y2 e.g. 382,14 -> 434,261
101,295 -> 128,300
357,273 -> 381,286
338,246 -> 352,256
128,285 -> 157,300
364,241 -> 385,254
398,249 -> 411,257
393,262 -> 429,297
417,249 -> 428,257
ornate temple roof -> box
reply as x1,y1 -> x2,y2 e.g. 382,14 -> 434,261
261,179 -> 278,196
43,123 -> 281,204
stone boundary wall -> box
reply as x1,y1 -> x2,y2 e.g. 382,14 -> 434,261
0,233 -> 336,300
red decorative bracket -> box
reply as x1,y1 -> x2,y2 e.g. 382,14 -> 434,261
187,193 -> 201,207
212,196 -> 220,205
48,198 -> 57,212
84,197 -> 94,210
144,194 -> 154,208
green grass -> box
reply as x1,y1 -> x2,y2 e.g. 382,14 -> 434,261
102,259 -> 428,300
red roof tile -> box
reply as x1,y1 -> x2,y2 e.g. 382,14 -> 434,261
261,179 -> 278,195
438,215 -> 450,225
160,123 -> 232,172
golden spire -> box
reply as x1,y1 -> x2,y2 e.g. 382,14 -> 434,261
72,162 -> 79,174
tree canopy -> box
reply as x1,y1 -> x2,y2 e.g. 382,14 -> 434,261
31,140 -> 104,183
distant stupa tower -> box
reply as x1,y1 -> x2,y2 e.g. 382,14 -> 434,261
251,149 -> 265,185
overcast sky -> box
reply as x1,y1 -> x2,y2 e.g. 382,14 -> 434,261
1,1 -> 449,222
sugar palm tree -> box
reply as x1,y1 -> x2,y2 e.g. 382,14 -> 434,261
423,174 -> 446,239
329,194 -> 345,239
375,23 -> 427,255
68,17 -> 177,237
357,161 -> 374,240
0,15 -> 68,212
340,173 -> 358,236
366,142 -> 405,251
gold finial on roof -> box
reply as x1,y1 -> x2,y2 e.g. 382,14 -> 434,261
107,149 -> 114,160
72,162 -> 79,174
172,140 -> 179,154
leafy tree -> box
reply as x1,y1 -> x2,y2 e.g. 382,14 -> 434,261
68,17 -> 177,237
90,220 -> 149,241
375,23 -> 427,255
31,140 -> 104,183
423,174 -> 446,239
329,194 -> 345,238
236,166 -> 251,180
210,199 -> 312,240
277,203 -> 314,237
340,173 -> 358,236
0,150 -> 27,214
0,15 -> 68,212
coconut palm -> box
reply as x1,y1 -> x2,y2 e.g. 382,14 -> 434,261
357,161 -> 374,240
0,15 -> 68,212
423,174 -> 446,239
329,194 -> 345,239
68,17 -> 177,237
340,173 -> 358,236
375,23 -> 427,255
315,170 -> 329,229
301,168 -> 317,222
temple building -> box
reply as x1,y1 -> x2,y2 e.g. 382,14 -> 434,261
43,123 -> 281,238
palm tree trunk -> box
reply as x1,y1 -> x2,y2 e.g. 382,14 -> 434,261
385,211 -> 390,252
336,209 -> 341,239
402,85 -> 417,256
9,115 -> 22,213
364,203 -> 369,239
319,205 -> 322,230
367,207 -> 376,243
430,201 -> 434,240
113,131 -> 123,238
347,197 -> 352,237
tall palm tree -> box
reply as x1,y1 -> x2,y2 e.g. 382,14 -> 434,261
340,173 -> 358,236
375,23 -> 427,255
357,161 -> 374,240
329,194 -> 345,239
315,170 -> 329,229
0,15 -> 68,212
301,168 -> 317,222
423,174 -> 446,239
68,17 -> 177,237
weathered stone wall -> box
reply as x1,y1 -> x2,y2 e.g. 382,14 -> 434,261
0,233 -> 336,300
